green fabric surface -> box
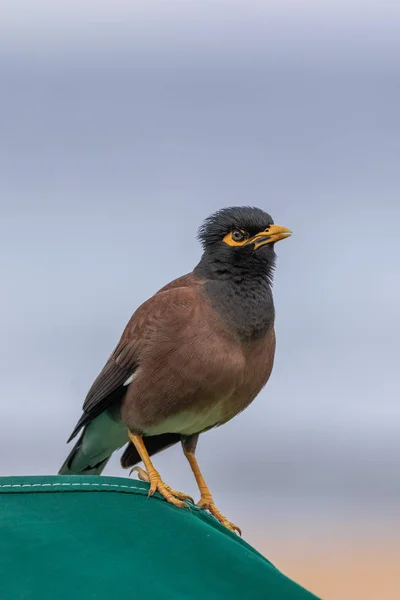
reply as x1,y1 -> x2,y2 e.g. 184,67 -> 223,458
0,475 -> 319,599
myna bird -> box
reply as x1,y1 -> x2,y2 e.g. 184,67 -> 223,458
59,206 -> 291,533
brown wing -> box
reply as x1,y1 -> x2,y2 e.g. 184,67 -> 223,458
66,341 -> 138,441
67,273 -> 201,442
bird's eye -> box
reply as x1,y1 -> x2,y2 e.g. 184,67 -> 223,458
231,229 -> 246,242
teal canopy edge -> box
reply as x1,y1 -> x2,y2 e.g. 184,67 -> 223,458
0,474 -> 270,565
1,474 -> 320,599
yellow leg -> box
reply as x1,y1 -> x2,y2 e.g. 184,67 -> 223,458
128,431 -> 193,507
183,445 -> 241,535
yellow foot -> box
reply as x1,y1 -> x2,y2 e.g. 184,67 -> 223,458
130,466 -> 193,508
197,495 -> 241,535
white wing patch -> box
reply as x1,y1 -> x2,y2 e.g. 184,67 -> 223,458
123,374 -> 135,386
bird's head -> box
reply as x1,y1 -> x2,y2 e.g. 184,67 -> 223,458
196,206 -> 291,282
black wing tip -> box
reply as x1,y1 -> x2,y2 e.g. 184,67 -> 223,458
66,413 -> 90,443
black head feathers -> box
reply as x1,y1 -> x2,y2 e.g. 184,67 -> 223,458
198,206 -> 274,248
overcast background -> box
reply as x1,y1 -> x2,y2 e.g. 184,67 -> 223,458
1,2 -> 399,597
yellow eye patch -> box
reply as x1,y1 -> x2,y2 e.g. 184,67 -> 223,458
222,229 -> 249,246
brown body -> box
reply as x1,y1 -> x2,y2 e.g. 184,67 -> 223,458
117,273 -> 276,436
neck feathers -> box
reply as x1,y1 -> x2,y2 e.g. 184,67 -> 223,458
195,252 -> 275,340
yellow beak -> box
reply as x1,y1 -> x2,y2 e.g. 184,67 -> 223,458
250,225 -> 292,249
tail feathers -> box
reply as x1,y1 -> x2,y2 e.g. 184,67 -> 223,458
58,431 -> 111,475
59,410 -> 127,476
59,410 -> 182,476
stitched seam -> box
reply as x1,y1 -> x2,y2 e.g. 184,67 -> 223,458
0,482 -> 143,491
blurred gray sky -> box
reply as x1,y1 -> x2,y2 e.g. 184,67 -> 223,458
1,1 -> 399,533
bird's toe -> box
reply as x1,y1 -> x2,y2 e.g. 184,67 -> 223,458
129,466 -> 149,482
130,466 -> 192,507
155,480 -> 192,508
197,496 -> 241,535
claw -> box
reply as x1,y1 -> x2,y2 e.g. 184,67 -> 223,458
197,496 -> 241,535
130,466 -> 150,482
130,466 -> 193,506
